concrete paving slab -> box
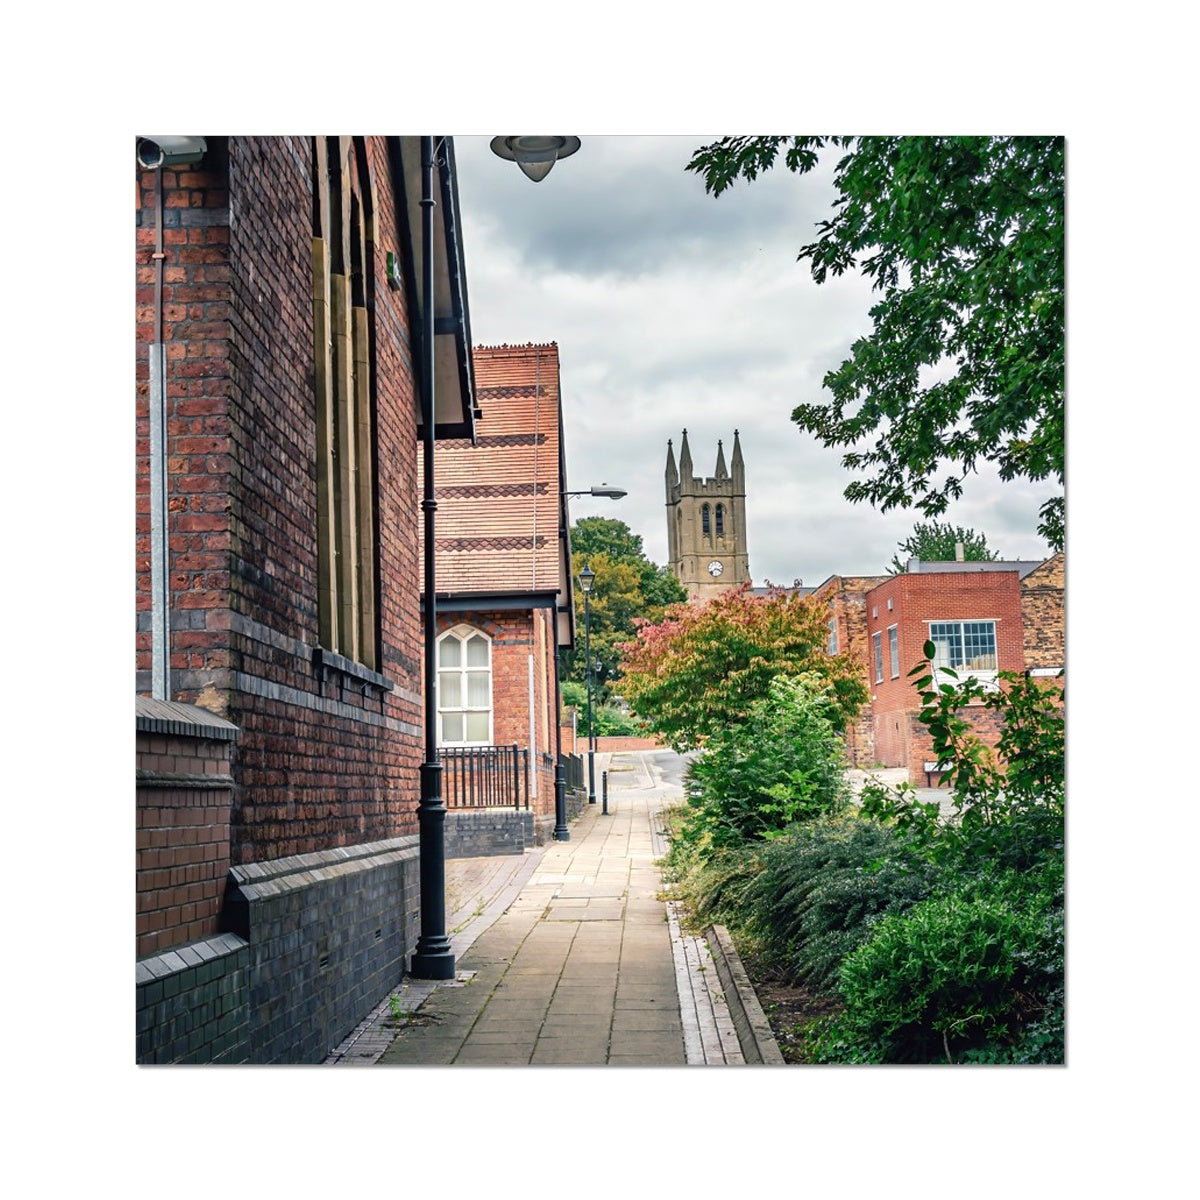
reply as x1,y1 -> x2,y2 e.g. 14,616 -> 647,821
332,749 -> 770,1067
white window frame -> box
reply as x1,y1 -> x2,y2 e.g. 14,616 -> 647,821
872,631 -> 884,684
927,619 -> 999,688
827,617 -> 839,655
888,624 -> 899,678
436,624 -> 494,746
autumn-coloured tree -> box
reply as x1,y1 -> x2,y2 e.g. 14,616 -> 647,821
618,584 -> 868,752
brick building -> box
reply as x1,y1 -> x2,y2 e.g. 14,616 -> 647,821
135,136 -> 483,1062
420,343 -> 577,842
814,554 -> 1065,783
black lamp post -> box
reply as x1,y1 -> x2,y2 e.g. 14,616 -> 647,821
410,135 -> 455,981
578,561 -> 597,804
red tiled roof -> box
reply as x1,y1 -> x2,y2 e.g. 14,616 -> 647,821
418,344 -> 568,598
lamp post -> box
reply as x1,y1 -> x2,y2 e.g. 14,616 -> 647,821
578,562 -> 596,804
410,135 -> 455,981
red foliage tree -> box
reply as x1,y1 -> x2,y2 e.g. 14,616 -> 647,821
617,584 -> 868,752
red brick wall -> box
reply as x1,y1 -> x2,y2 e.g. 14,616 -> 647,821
136,142 -> 234,689
433,607 -> 558,820
863,571 -> 1024,773
136,137 -> 426,864
136,731 -> 233,957
811,576 -> 886,767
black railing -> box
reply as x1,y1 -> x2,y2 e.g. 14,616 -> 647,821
441,744 -> 529,810
562,752 -> 585,793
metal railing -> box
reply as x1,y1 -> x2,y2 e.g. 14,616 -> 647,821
441,744 -> 529,810
561,752 -> 585,793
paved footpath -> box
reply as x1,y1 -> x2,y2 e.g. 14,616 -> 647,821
340,751 -> 742,1067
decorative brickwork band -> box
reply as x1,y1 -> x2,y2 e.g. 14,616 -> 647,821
444,432 -> 549,449
476,385 -> 549,400
437,482 -> 550,499
435,536 -> 550,552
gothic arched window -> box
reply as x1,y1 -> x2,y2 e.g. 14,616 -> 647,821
436,625 -> 493,745
715,503 -> 725,537
701,503 -> 711,537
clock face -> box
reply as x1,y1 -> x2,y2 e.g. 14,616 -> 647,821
707,560 -> 724,577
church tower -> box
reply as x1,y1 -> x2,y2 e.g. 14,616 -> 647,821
665,430 -> 750,599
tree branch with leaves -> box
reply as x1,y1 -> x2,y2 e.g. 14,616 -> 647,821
687,136 -> 1064,550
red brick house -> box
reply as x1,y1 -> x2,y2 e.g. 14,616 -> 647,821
135,136 -> 480,1062
419,343 -> 577,843
814,554 -> 1065,783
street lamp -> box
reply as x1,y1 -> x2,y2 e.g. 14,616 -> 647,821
565,485 -> 627,500
578,561 -> 597,805
490,136 -> 581,183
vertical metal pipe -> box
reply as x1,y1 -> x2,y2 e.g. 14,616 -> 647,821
410,135 -> 454,981
149,167 -> 171,700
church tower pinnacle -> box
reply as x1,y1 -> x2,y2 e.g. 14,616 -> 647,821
664,431 -> 750,600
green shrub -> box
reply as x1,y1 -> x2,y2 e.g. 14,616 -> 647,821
681,673 -> 850,848
664,834 -> 763,933
741,816 -> 939,990
806,883 -> 1061,1064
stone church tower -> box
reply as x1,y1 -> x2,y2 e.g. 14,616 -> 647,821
665,430 -> 750,599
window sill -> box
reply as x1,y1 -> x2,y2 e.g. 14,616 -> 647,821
313,646 -> 394,695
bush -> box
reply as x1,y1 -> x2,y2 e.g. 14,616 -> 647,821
662,829 -> 763,933
680,673 -> 850,848
806,877 -> 1062,1064
740,816 -> 939,990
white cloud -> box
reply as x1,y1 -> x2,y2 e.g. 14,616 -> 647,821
456,135 -> 1058,588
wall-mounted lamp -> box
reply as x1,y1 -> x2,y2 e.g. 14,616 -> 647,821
489,136 -> 581,182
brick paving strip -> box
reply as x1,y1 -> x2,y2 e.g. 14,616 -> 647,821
327,751 -> 743,1066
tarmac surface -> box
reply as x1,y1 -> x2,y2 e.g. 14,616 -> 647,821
325,749 -> 744,1066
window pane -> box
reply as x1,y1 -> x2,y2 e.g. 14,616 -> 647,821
467,671 -> 490,708
962,621 -> 997,670
438,636 -> 460,668
439,672 -> 461,708
466,634 -> 489,667
928,622 -> 962,668
441,712 -> 463,742
465,712 -> 490,742
889,626 -> 899,677
872,632 -> 883,682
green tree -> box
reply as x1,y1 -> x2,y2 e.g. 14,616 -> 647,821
566,518 -> 685,701
687,136 -> 1064,550
886,521 -> 996,574
618,584 -> 867,752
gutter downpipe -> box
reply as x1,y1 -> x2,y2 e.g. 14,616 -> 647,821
409,135 -> 455,981
149,166 -> 171,700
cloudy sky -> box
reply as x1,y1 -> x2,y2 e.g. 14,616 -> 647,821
451,135 -> 1059,586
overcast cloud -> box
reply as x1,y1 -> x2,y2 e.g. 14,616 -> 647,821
453,135 -> 1058,586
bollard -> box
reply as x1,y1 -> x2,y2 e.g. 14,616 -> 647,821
602,770 -> 609,815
